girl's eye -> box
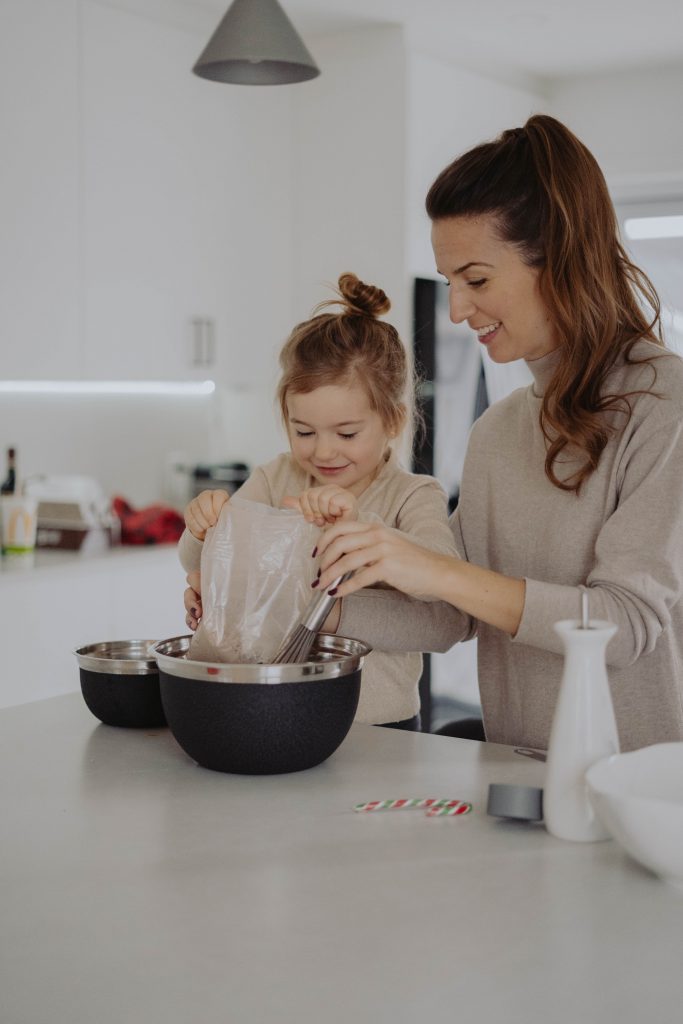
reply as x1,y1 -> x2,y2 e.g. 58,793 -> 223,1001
339,433 -> 358,440
295,430 -> 314,438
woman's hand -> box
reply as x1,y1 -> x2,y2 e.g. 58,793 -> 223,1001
315,520 -> 449,600
316,520 -> 526,636
282,485 -> 359,528
184,570 -> 202,631
184,489 -> 230,540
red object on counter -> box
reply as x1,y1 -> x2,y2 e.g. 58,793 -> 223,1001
112,496 -> 185,545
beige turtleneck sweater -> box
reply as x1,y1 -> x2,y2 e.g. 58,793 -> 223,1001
338,340 -> 683,751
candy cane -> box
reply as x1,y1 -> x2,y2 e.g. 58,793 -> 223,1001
354,798 -> 465,813
426,801 -> 471,817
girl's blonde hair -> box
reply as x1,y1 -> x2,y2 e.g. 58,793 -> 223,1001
277,273 -> 416,441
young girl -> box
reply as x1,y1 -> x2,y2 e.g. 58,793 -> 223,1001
179,272 -> 457,730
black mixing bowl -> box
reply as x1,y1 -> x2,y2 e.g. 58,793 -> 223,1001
74,639 -> 166,728
153,634 -> 370,774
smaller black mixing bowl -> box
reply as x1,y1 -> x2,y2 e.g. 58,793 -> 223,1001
154,634 -> 370,775
74,639 -> 166,728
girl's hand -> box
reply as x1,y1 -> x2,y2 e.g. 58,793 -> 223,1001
315,520 -> 449,600
282,485 -> 359,528
184,489 -> 230,540
184,570 -> 202,631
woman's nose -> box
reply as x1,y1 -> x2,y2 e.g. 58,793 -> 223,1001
449,289 -> 476,325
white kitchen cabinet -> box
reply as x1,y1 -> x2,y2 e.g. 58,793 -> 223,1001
80,1 -> 293,384
0,545 -> 186,709
0,0 -> 81,378
0,0 -> 293,387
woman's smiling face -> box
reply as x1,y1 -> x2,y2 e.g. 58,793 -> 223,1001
431,214 -> 557,363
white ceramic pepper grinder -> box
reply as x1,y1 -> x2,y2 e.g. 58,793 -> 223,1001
544,590 -> 620,841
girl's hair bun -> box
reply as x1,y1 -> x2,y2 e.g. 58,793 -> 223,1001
337,273 -> 391,318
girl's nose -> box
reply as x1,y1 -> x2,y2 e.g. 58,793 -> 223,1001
314,436 -> 337,461
449,289 -> 477,325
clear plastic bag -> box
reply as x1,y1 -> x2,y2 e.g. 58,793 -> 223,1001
188,496 -> 320,664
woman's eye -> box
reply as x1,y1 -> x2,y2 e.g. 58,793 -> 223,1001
339,433 -> 358,440
295,430 -> 314,438
468,278 -> 487,288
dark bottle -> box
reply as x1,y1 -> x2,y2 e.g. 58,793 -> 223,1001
1,447 -> 16,495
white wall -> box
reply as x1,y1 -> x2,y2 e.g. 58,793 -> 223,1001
408,53 -> 546,279
291,27 -> 409,347
548,63 -> 683,201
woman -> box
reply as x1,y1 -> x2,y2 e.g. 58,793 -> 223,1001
315,114 -> 683,752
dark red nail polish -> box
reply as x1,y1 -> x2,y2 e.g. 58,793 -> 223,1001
316,568 -> 321,578
312,546 -> 317,558
311,579 -> 319,588
327,587 -> 338,597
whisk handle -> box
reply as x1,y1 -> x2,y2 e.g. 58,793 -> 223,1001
301,572 -> 353,632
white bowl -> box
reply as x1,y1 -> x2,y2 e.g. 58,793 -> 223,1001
586,743 -> 683,888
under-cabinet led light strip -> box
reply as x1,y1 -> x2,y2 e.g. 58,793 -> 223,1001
0,380 -> 216,396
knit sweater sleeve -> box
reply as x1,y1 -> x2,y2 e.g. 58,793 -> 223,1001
338,588 -> 472,653
515,416 -> 683,667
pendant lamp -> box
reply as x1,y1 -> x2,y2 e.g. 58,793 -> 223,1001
193,0 -> 320,86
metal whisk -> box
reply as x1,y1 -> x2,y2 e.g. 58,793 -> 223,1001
273,572 -> 353,664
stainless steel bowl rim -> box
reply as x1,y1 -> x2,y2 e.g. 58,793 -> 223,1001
153,634 -> 370,684
74,640 -> 159,676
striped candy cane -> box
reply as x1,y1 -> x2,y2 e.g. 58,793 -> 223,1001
426,801 -> 471,817
354,798 -> 464,813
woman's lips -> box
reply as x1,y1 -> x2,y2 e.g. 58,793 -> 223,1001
477,323 -> 501,345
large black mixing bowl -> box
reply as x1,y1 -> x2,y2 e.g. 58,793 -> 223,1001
153,634 -> 370,775
74,639 -> 166,728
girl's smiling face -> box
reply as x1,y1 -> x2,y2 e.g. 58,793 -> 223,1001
431,214 -> 557,363
286,383 -> 395,497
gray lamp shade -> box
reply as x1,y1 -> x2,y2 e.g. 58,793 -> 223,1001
193,0 -> 320,86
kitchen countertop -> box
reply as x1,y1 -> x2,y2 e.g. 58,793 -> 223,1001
1,693 -> 681,1024
0,541 -> 178,578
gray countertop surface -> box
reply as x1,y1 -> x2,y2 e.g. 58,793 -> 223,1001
0,542 -> 177,578
1,693 -> 681,1024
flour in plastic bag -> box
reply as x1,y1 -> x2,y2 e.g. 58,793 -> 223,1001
188,496 -> 320,664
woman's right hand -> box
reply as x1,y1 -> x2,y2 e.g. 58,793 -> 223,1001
184,570 -> 202,631
184,489 -> 230,540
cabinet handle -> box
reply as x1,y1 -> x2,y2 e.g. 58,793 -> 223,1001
191,318 -> 203,367
205,319 -> 215,367
190,317 -> 215,367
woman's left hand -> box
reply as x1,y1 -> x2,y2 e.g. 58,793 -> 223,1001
315,519 -> 449,600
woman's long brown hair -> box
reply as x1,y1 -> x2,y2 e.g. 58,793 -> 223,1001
426,114 -> 664,492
